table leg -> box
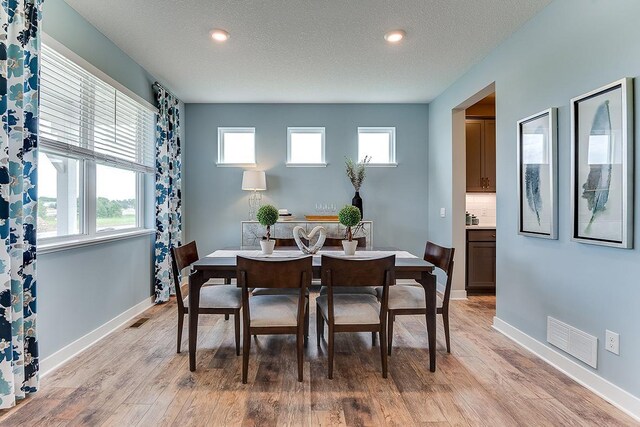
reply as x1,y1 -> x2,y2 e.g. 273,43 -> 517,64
422,271 -> 437,372
189,270 -> 203,372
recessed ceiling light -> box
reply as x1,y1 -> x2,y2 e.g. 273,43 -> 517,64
384,30 -> 406,43
210,29 -> 230,42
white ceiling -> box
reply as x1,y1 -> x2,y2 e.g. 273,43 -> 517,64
64,0 -> 551,103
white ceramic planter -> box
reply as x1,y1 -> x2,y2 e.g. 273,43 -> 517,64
342,240 -> 358,256
260,239 -> 275,255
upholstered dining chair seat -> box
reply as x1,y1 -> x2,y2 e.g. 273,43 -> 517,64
378,285 -> 443,310
316,294 -> 380,325
319,286 -> 378,296
249,294 -> 300,327
252,287 -> 310,296
183,285 -> 242,309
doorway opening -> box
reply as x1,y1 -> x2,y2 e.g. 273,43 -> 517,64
451,84 -> 496,317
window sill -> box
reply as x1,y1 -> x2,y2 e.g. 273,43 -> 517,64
365,163 -> 398,167
286,162 -> 328,167
38,229 -> 155,255
216,163 -> 257,168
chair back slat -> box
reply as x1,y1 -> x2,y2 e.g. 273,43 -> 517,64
237,256 -> 313,289
170,241 -> 200,310
423,241 -> 455,306
323,236 -> 366,248
274,237 -> 307,248
321,255 -> 395,287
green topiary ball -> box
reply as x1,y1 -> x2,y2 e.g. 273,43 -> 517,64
256,204 -> 279,227
338,205 -> 361,227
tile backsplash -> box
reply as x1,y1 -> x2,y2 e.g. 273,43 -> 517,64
466,193 -> 496,226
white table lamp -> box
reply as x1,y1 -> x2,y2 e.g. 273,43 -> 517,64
242,170 -> 266,219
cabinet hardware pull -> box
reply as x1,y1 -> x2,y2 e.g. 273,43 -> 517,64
491,234 -> 496,238
486,177 -> 490,188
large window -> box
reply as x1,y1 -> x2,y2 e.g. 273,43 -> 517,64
217,127 -> 256,166
357,127 -> 397,166
287,127 -> 326,166
38,42 -> 155,244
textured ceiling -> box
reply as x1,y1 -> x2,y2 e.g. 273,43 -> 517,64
63,0 -> 551,103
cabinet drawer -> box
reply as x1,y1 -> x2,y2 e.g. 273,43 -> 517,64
467,229 -> 496,242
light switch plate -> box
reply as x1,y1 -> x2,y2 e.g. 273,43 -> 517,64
440,208 -> 446,218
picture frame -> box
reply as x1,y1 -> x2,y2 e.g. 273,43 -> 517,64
570,78 -> 634,248
517,108 -> 558,239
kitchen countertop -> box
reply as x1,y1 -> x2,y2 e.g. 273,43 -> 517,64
466,225 -> 496,230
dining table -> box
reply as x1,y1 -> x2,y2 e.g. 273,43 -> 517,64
188,247 -> 437,372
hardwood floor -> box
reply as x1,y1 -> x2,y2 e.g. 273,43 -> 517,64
1,294 -> 636,426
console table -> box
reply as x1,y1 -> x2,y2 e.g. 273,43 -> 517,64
241,220 -> 373,248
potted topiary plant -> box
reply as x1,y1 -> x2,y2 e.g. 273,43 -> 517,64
256,204 -> 279,254
338,205 -> 362,256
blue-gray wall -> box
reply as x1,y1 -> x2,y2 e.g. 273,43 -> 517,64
184,104 -> 429,256
39,0 -> 156,360
428,0 -> 640,397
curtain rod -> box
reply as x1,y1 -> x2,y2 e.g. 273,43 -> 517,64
153,82 -> 180,101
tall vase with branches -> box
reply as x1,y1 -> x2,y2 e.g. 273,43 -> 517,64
345,156 -> 370,218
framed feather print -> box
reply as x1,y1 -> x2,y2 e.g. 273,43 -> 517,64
517,108 -> 558,239
571,78 -> 634,248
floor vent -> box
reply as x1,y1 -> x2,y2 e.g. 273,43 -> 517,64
129,317 -> 150,328
547,316 -> 598,368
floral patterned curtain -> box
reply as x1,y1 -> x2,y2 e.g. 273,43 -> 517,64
0,0 -> 43,408
154,83 -> 182,303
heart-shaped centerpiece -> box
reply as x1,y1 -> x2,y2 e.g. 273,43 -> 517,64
293,225 -> 326,254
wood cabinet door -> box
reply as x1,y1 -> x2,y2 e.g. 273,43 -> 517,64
465,120 -> 484,192
483,119 -> 496,192
466,241 -> 496,291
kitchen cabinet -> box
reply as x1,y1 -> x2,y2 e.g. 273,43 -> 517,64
466,229 -> 496,294
466,119 -> 496,192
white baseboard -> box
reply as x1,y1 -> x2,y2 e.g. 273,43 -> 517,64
437,281 -> 467,300
493,316 -> 640,422
40,296 -> 155,378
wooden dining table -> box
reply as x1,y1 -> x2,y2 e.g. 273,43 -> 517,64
188,248 -> 437,372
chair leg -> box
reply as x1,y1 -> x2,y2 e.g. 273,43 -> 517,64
304,301 -> 309,348
316,304 -> 323,347
328,324 -> 334,379
234,311 -> 241,356
225,314 -> 230,321
442,309 -> 451,353
242,326 -> 251,384
380,321 -> 388,379
177,311 -> 184,353
387,313 -> 394,356
297,325 -> 304,382
372,331 -> 377,347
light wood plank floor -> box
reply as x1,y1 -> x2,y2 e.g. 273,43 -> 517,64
1,294 -> 636,426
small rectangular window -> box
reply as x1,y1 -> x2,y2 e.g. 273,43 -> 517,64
96,164 -> 139,232
287,127 -> 326,166
358,127 -> 397,166
218,127 -> 256,166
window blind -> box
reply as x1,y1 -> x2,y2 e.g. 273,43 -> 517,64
40,44 -> 156,173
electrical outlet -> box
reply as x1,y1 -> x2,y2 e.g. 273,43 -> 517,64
605,330 -> 619,355
440,208 -> 446,218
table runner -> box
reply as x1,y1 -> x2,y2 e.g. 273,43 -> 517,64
206,249 -> 418,259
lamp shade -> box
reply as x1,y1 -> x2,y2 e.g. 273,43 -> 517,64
241,170 -> 266,191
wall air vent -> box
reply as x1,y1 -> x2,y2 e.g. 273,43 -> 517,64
547,316 -> 598,368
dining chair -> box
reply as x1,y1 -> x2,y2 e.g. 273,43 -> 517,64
171,241 -> 242,355
323,236 -> 366,248
381,241 -> 455,354
274,237 -> 308,248
251,237 -> 311,342
318,236 -> 376,305
316,255 -> 395,379
237,256 -> 312,383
